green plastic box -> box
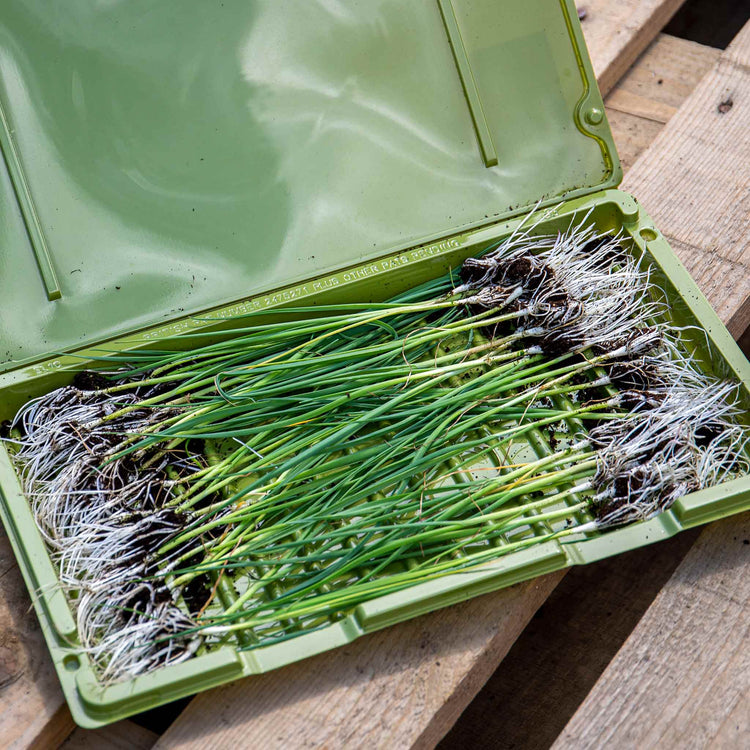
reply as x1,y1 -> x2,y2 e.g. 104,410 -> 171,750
0,0 -> 747,728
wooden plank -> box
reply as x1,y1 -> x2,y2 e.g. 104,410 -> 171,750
663,238 -> 750,325
578,0 -> 687,95
61,720 -> 158,750
439,528 -> 702,750
552,513 -> 750,749
604,34 -> 719,173
606,34 -> 721,123
622,23 -> 750,309
605,109 -> 664,174
553,22 -> 750,749
0,529 -> 75,750
155,576 -> 563,750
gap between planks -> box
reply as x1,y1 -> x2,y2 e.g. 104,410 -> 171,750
60,720 -> 159,750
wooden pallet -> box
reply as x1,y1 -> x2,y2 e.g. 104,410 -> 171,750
2,2 -> 748,748
555,21 -> 750,748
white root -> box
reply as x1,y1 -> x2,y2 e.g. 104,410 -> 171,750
5,383 -> 208,681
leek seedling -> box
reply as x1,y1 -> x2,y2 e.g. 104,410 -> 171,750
4,221 -> 747,682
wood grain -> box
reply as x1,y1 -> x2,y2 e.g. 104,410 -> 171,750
606,34 -> 720,123
578,0 -> 687,95
605,34 -> 719,172
0,530 -> 75,750
622,22 -> 750,317
552,513 -> 750,749
154,576 -> 563,750
553,22 -> 750,749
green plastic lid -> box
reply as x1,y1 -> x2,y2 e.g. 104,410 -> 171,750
0,0 -> 619,370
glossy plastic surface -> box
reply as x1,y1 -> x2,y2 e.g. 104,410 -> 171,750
0,192 -> 748,728
0,0 -> 618,369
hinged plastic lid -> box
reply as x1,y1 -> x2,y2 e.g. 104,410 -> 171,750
0,0 -> 619,369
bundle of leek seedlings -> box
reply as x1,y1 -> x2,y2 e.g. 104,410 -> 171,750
3,220 -> 748,683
